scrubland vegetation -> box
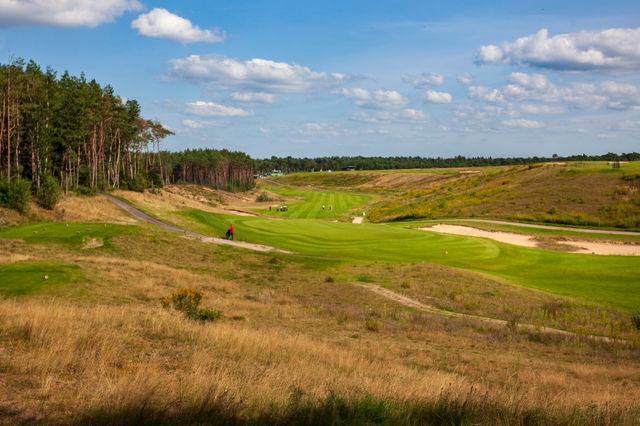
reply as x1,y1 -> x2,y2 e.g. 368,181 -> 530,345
1,164 -> 640,424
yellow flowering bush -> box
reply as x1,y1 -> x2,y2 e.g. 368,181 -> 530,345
161,288 -> 203,314
161,288 -> 222,322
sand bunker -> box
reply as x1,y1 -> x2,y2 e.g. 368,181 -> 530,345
352,217 -> 364,224
419,224 -> 640,256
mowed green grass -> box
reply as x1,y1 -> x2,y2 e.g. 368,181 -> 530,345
184,209 -> 640,311
257,186 -> 373,219
0,222 -> 138,250
0,262 -> 85,296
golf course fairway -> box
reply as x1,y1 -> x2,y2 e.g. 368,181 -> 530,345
184,209 -> 640,311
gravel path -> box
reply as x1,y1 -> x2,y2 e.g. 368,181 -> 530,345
358,284 -> 623,344
102,194 -> 292,253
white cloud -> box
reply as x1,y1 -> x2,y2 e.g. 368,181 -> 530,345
184,101 -> 250,117
351,109 -> 429,124
0,0 -> 142,28
301,122 -> 340,136
229,92 -> 276,103
456,73 -> 474,86
167,54 -> 349,93
610,120 -> 640,131
520,104 -> 565,115
182,119 -> 219,129
468,86 -> 507,103
131,8 -> 224,44
502,119 -> 544,128
475,27 -> 640,71
340,88 -> 408,109
402,72 -> 444,88
424,90 -> 452,104
469,73 -> 640,111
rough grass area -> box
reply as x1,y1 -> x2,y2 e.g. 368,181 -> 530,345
256,186 -> 373,219
1,228 -> 639,424
182,209 -> 640,311
367,162 -> 640,228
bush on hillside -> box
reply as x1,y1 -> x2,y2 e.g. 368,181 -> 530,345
161,288 -> 222,322
38,174 -> 61,209
0,178 -> 31,213
256,191 -> 273,202
632,312 -> 640,331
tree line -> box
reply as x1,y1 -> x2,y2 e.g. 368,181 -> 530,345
0,59 -> 255,208
254,152 -> 640,174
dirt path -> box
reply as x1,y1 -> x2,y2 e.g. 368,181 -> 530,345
419,223 -> 640,256
102,194 -> 292,254
358,284 -> 622,344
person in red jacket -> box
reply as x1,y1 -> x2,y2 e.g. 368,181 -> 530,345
229,224 -> 234,240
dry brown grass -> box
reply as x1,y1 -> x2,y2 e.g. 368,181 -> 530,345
1,217 -> 640,422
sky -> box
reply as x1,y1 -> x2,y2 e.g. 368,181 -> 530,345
1,0 -> 639,159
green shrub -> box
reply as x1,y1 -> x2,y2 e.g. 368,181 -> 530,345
0,178 -> 31,213
189,308 -> 223,322
632,312 -> 640,331
128,174 -> 149,192
76,185 -> 95,196
148,168 -> 163,188
37,174 -> 61,210
256,191 -> 273,202
365,319 -> 380,332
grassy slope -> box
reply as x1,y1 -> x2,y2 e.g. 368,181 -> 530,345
256,186 -> 373,219
273,162 -> 640,228
183,210 -> 640,311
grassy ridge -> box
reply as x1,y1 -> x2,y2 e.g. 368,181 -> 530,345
0,222 -> 138,250
257,186 -> 373,219
183,210 -> 640,311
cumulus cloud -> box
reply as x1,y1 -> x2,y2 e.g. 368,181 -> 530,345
300,122 -> 341,136
340,88 -> 408,109
610,120 -> 640,131
468,86 -> 507,103
184,101 -> 250,117
182,119 -> 220,129
469,72 -> 640,110
131,8 -> 224,44
475,27 -> 640,71
229,92 -> 276,103
402,72 -> 444,88
520,104 -> 566,115
167,54 -> 348,93
0,0 -> 142,28
351,109 -> 429,124
456,73 -> 474,85
502,119 -> 544,128
423,90 -> 452,104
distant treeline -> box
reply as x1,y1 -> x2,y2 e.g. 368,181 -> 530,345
0,59 -> 255,194
254,152 -> 640,173
160,149 -> 254,192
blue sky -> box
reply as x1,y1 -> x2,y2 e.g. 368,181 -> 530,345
1,1 -> 639,159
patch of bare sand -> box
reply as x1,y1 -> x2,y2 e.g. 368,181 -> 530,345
419,224 -> 640,256
561,241 -> 640,256
421,224 -> 539,248
352,217 -> 364,224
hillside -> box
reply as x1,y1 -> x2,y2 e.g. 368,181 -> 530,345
272,162 -> 640,229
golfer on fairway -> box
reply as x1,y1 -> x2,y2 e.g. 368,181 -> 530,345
226,224 -> 234,240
